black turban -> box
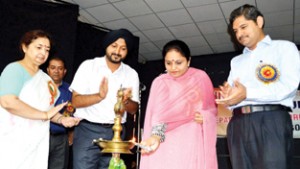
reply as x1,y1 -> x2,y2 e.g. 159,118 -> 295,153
102,28 -> 134,52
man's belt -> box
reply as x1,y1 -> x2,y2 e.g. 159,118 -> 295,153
50,131 -> 67,135
81,119 -> 117,128
234,104 -> 291,114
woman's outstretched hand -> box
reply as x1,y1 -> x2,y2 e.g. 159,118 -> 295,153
140,135 -> 160,154
46,101 -> 68,120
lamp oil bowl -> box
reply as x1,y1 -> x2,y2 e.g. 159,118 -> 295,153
93,87 -> 134,154
93,138 -> 134,154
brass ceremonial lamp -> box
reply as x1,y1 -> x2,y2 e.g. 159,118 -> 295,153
93,87 -> 135,168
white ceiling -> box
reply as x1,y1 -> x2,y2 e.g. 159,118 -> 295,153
55,0 -> 300,62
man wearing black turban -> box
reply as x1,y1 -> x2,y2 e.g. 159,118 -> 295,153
69,28 -> 140,169
102,28 -> 134,54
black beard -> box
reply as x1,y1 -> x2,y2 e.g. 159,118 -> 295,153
106,53 -> 123,64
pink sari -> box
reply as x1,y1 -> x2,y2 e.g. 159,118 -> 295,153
140,68 -> 218,169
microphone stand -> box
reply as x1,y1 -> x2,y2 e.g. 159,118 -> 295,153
135,83 -> 146,169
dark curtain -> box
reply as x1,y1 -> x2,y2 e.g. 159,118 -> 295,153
72,22 -> 108,74
0,0 -> 78,83
73,22 -> 140,75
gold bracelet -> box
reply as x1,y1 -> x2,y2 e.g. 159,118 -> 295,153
57,115 -> 64,124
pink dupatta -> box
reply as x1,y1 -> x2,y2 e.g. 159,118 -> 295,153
140,68 -> 218,169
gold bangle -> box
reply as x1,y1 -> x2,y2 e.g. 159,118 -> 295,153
57,116 -> 64,124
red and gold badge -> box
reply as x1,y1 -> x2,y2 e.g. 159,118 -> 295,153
63,102 -> 75,117
48,80 -> 57,105
256,64 -> 280,84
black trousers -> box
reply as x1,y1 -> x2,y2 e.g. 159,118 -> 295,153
48,133 -> 69,169
227,109 -> 293,169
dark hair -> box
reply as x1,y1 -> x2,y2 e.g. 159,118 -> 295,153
47,56 -> 66,68
229,4 -> 264,27
162,40 -> 191,61
19,29 -> 52,54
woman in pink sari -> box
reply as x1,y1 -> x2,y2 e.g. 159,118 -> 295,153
140,40 -> 218,169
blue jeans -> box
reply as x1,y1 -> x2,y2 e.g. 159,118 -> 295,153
72,120 -> 126,169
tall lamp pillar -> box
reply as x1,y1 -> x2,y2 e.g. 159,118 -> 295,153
93,87 -> 134,168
